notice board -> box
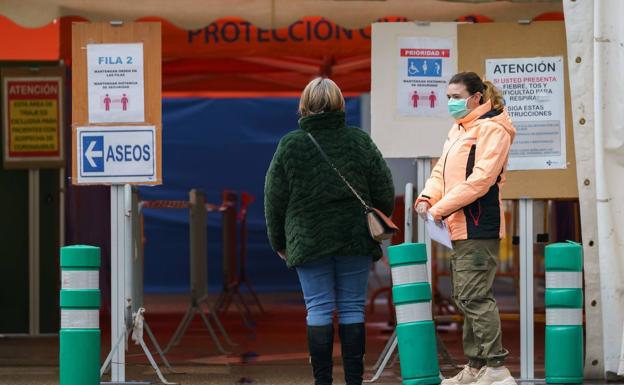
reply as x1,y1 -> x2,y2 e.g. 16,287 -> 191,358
458,21 -> 578,199
71,22 -> 162,185
1,67 -> 65,169
371,22 -> 458,158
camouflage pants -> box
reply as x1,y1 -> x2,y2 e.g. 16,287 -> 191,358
450,239 -> 509,368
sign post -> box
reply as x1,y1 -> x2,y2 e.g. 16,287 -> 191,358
71,21 -> 167,384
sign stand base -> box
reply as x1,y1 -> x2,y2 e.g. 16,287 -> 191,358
100,310 -> 175,385
163,295 -> 236,355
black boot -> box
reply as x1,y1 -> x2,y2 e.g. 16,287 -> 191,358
307,324 -> 334,385
339,323 -> 365,385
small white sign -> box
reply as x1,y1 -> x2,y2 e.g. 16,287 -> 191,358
486,56 -> 566,170
396,37 -> 454,118
76,126 -> 156,184
87,43 -> 145,123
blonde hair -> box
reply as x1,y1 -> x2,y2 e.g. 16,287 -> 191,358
482,80 -> 505,111
298,77 -> 345,117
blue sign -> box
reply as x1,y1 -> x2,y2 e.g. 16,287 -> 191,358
408,58 -> 443,77
76,126 -> 157,184
82,135 -> 104,172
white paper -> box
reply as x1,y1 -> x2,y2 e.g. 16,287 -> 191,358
87,43 -> 145,123
426,213 -> 453,249
396,37 -> 454,118
486,56 -> 566,170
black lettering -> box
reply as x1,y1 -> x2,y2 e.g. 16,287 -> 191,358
124,145 -> 132,161
240,21 -> 252,42
271,28 -> 287,42
132,145 -> 142,161
188,29 -> 202,43
222,21 -> 240,43
142,145 -> 151,161
204,22 -> 219,43
313,19 -> 333,41
337,27 -> 353,40
358,27 -> 371,39
115,145 -> 123,161
288,21 -> 304,42
107,146 -> 115,161
257,28 -> 270,42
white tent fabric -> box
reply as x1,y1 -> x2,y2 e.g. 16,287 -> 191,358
564,0 -> 624,378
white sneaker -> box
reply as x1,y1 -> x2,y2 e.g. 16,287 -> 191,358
471,366 -> 517,385
441,365 -> 481,385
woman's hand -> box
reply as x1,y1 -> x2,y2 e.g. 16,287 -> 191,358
415,201 -> 431,220
277,250 -> 288,261
429,210 -> 443,225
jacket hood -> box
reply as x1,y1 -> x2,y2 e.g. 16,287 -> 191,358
489,107 -> 516,142
458,100 -> 516,142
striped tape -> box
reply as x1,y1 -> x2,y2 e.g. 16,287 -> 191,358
395,302 -> 432,324
546,272 -> 582,289
546,308 -> 583,326
391,264 -> 428,286
60,309 -> 99,329
61,270 -> 99,290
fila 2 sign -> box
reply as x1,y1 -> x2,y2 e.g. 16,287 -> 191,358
76,126 -> 156,184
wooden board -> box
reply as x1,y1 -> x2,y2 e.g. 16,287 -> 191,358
71,21 -> 161,185
458,21 -> 578,199
1,66 -> 65,169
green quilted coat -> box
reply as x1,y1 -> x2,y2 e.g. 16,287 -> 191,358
264,111 -> 395,268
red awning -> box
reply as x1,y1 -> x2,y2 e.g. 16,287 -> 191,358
0,12 -> 564,94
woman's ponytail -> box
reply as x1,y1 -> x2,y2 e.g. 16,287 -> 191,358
449,72 -> 506,111
482,80 -> 505,111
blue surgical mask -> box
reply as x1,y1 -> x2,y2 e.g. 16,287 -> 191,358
448,97 -> 471,119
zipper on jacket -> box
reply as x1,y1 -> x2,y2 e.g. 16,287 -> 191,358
442,124 -> 464,194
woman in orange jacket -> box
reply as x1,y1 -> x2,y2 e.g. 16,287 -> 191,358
415,72 -> 517,385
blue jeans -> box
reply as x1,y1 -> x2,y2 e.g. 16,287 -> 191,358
296,255 -> 372,326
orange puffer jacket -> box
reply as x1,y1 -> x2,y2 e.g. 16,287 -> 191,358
416,100 -> 516,241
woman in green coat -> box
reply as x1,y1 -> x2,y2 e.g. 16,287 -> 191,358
264,77 -> 395,385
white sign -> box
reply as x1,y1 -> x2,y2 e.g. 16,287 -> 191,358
87,43 -> 145,123
76,126 -> 156,184
486,56 -> 566,170
397,37 -> 454,117
371,22 -> 457,158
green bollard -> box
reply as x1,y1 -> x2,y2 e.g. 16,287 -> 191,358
389,243 -> 441,385
545,242 -> 584,384
60,245 -> 101,385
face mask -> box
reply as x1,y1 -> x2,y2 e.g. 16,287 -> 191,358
447,97 -> 471,119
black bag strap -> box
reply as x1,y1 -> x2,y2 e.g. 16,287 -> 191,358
306,132 -> 370,210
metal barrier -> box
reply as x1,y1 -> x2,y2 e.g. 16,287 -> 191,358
162,189 -> 236,354
214,191 -> 264,323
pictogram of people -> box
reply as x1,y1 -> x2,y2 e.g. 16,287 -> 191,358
429,91 -> 437,108
411,90 -> 420,108
434,62 -> 441,76
121,94 -> 129,111
103,94 -> 112,111
422,60 -> 429,75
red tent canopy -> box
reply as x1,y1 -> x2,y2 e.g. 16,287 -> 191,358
0,12 -> 564,94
